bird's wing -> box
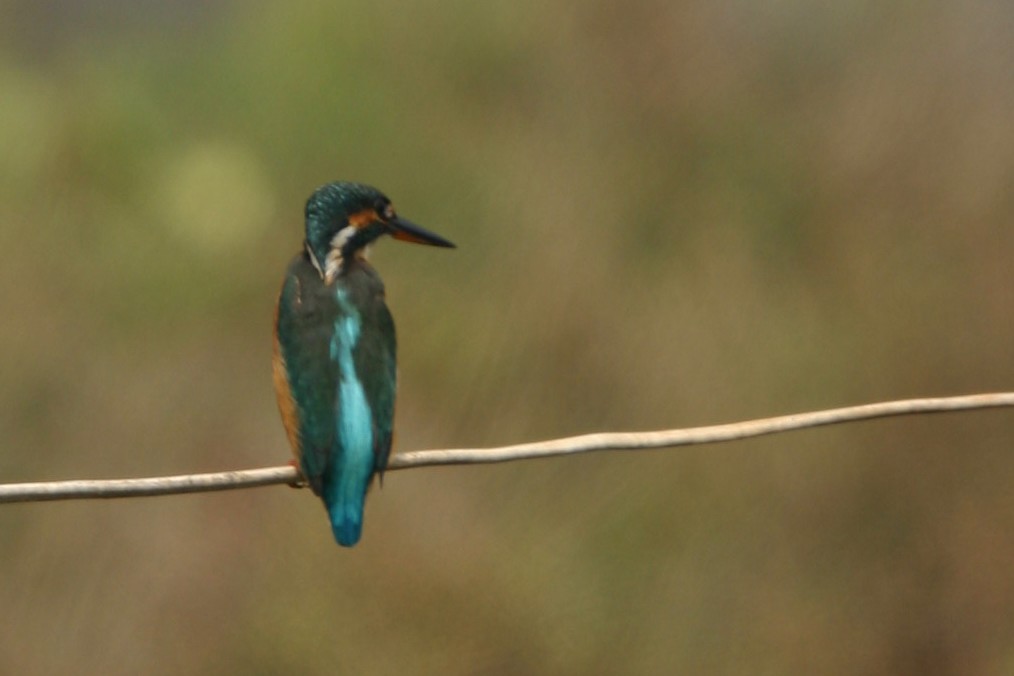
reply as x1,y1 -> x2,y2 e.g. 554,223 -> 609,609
355,299 -> 397,480
274,258 -> 340,495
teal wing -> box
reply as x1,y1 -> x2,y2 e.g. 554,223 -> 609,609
274,256 -> 340,495
354,285 -> 397,479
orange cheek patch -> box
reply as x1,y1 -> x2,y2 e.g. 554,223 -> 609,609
346,208 -> 381,228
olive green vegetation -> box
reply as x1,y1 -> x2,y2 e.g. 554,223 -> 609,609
1,0 -> 1012,673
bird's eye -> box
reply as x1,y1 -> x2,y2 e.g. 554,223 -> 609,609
381,203 -> 396,220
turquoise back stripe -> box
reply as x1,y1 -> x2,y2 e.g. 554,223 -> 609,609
325,287 -> 376,546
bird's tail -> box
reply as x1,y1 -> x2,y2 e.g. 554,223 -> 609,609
323,468 -> 369,547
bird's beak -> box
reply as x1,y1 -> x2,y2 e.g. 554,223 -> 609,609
388,217 -> 456,248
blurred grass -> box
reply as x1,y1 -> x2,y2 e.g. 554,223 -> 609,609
1,0 -> 1013,674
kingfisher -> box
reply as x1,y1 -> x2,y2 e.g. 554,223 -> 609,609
272,181 -> 454,547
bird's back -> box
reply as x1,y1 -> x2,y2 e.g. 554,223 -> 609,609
273,253 -> 396,545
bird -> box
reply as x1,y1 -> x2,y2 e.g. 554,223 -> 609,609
272,181 -> 454,546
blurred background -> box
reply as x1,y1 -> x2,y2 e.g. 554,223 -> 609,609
1,0 -> 1012,673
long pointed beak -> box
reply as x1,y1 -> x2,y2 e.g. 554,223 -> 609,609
388,217 -> 456,248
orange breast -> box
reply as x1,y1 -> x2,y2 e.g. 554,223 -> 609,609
272,312 -> 302,463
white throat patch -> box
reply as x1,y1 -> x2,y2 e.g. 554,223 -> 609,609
324,225 -> 363,284
305,242 -> 324,277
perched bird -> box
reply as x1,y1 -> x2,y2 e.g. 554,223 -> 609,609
273,181 -> 454,546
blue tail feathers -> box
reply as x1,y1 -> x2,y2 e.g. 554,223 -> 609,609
330,505 -> 363,547
323,464 -> 371,547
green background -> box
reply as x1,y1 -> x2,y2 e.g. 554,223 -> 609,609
1,1 -> 1012,673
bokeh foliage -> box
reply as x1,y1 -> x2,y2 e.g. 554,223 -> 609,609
1,0 -> 1012,674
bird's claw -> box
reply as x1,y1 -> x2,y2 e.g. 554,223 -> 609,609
287,459 -> 309,489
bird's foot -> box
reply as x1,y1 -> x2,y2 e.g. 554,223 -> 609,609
287,459 -> 309,489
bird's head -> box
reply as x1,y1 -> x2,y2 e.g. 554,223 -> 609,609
303,181 -> 454,280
